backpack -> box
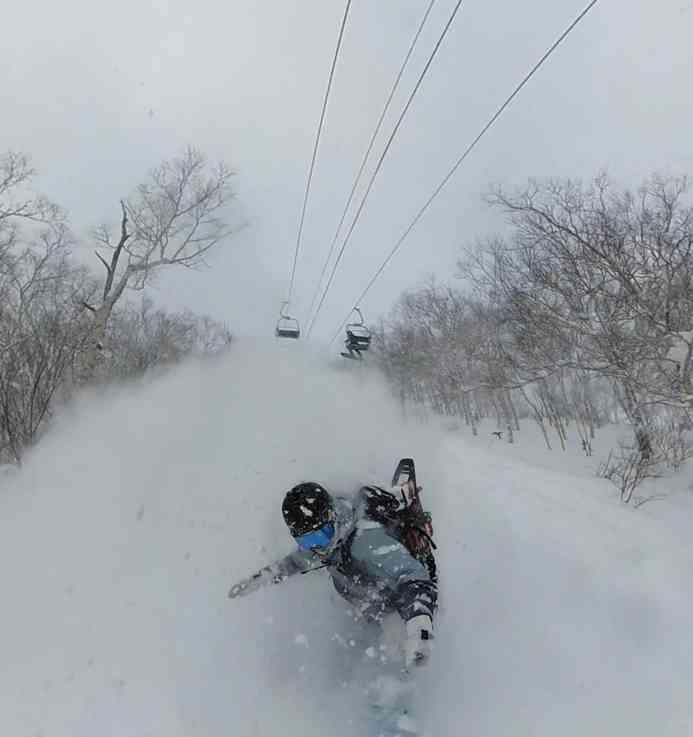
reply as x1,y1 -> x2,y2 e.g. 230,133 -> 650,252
360,484 -> 437,583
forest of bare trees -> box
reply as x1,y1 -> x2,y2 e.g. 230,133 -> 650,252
374,173 -> 693,501
0,149 -> 234,464
5,150 -> 692,502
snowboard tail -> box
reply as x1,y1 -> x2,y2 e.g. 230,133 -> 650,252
368,672 -> 421,736
390,458 -> 436,562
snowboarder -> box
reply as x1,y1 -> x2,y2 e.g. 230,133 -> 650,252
228,480 -> 437,670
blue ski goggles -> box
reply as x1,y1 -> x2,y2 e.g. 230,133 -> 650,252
294,522 -> 335,551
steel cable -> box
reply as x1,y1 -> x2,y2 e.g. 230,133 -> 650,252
286,0 -> 353,306
328,0 -> 600,346
305,0 -> 439,330
307,0 -> 465,336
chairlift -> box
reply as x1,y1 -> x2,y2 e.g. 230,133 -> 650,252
276,302 -> 300,339
341,307 -> 371,359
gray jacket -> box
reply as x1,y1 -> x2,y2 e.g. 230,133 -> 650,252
228,487 -> 437,623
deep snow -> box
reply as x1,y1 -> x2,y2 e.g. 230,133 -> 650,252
2,340 -> 693,736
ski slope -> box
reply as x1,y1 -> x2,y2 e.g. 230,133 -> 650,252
2,340 -> 693,736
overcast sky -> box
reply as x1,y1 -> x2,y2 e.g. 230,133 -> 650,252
3,0 -> 691,344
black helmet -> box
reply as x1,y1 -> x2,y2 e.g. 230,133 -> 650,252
282,482 -> 333,537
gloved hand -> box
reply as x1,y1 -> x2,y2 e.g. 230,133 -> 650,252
404,614 -> 433,669
228,566 -> 286,599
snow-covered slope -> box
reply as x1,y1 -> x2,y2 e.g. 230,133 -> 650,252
2,340 -> 693,736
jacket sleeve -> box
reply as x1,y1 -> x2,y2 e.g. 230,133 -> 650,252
350,528 -> 437,622
228,549 -> 316,599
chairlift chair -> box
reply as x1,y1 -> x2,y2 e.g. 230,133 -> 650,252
276,302 -> 300,339
341,307 -> 371,359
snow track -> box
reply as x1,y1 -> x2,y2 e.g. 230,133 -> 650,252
2,340 -> 693,736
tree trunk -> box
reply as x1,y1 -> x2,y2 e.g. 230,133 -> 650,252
81,303 -> 112,382
618,381 -> 653,461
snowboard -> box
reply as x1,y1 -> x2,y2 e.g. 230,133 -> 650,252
368,672 -> 421,736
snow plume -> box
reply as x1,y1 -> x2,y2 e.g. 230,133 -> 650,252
3,338 -> 693,736
0,339 -> 442,737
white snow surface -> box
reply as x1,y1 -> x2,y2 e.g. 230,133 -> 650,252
2,339 -> 693,736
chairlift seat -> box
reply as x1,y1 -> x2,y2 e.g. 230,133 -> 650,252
346,327 -> 371,350
340,308 -> 370,359
276,317 -> 300,339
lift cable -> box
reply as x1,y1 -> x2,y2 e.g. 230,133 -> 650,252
327,0 -> 600,346
304,0 -> 439,329
286,0 -> 353,307
306,0 -> 465,337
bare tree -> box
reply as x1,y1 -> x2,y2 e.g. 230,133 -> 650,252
0,148 -> 239,461
460,174 -> 693,461
106,297 -> 232,378
82,147 -> 235,377
376,172 -> 693,497
0,221 -> 94,462
0,151 -> 62,225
